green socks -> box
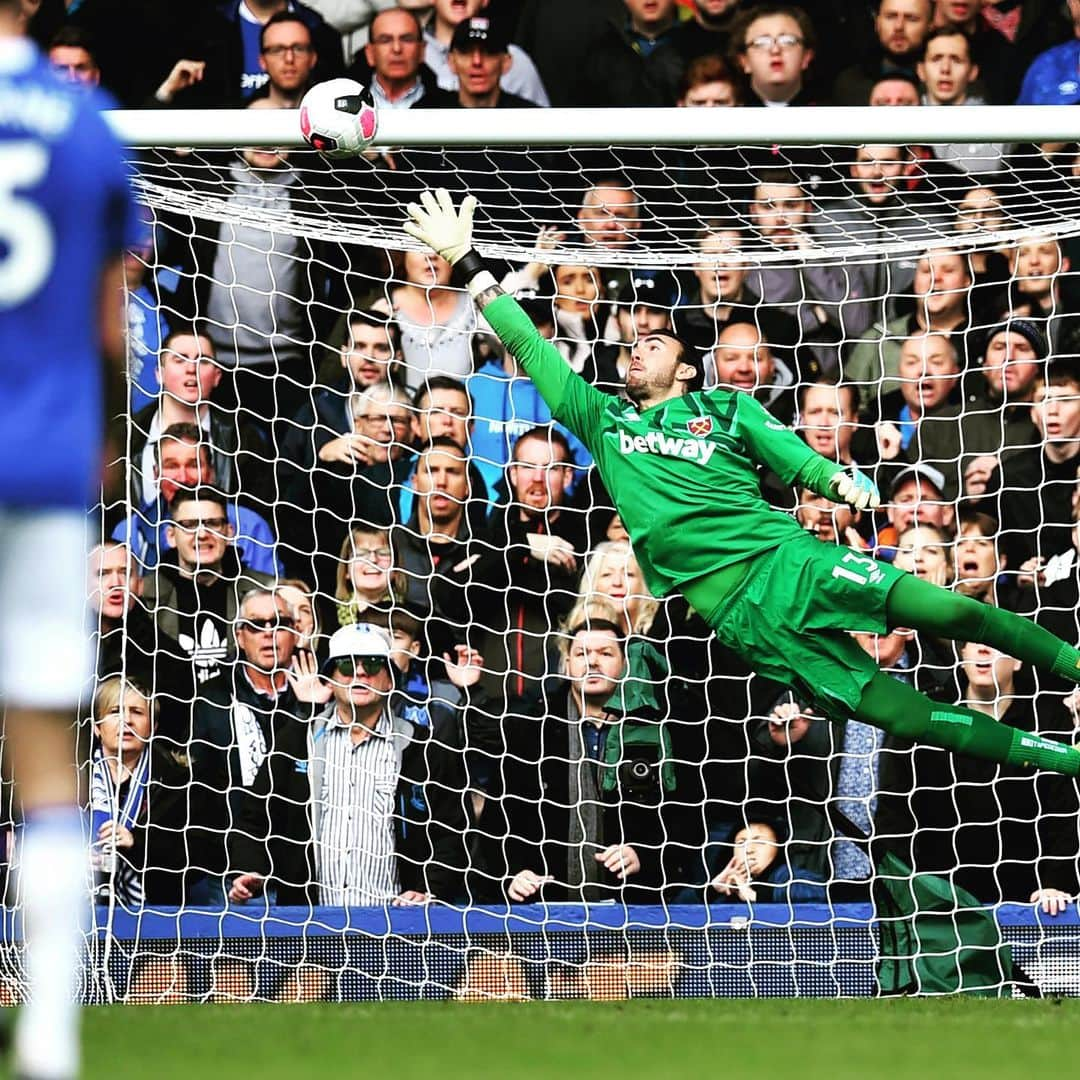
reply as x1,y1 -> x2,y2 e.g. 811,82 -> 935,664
886,574 -> 1080,686
854,672 -> 1080,777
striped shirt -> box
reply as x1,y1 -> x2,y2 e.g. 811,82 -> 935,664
316,710 -> 401,906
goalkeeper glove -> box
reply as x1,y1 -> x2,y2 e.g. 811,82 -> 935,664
403,188 -> 477,266
831,468 -> 880,512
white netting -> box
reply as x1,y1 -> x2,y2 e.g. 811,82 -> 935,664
11,111 -> 1080,1003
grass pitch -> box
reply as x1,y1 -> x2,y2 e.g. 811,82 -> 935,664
82,997 -> 1078,1079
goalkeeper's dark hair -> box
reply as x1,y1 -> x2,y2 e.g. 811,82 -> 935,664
645,329 -> 706,394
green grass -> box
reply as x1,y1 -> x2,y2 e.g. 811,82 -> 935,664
80,998 -> 1080,1079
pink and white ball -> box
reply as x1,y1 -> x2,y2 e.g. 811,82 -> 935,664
299,78 -> 378,158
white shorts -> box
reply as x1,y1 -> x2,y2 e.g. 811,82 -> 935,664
0,509 -> 89,709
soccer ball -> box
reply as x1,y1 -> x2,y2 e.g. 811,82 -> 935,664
298,78 -> 378,159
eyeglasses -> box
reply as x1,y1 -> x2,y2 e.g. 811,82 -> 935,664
745,33 -> 804,51
353,546 -> 393,561
238,617 -> 296,632
370,33 -> 421,47
262,43 -> 314,57
172,517 -> 228,531
336,656 -> 387,676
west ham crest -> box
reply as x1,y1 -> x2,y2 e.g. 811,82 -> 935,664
687,416 -> 713,438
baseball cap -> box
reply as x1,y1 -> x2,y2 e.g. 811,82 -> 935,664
616,270 -> 681,310
887,462 -> 946,501
978,318 -> 1049,361
450,16 -> 509,54
322,622 -> 394,675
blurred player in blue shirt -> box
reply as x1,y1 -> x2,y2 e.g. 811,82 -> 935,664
1016,4 -> 1080,105
0,2 -> 139,1076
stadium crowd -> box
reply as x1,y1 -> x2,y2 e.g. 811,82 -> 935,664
27,0 -> 1080,915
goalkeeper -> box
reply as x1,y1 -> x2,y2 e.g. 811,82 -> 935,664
405,190 -> 1080,777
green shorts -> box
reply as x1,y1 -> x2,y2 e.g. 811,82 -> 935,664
681,532 -> 909,716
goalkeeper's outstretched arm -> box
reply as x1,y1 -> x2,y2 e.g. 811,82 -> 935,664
404,190 -> 608,442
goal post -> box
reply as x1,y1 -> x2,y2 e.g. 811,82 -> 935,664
16,105 -> 1080,1003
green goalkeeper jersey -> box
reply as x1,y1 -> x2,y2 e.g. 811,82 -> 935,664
484,292 -> 835,598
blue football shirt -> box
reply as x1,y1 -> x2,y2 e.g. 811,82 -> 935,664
0,37 -> 139,509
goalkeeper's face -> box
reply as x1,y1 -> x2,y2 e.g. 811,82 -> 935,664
625,335 -> 695,406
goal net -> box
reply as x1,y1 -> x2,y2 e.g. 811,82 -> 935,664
12,106 -> 1080,1003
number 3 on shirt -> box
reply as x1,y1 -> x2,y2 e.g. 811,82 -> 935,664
0,143 -> 55,310
831,551 -> 879,586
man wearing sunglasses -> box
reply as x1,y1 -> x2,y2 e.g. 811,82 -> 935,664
227,622 -> 469,907
193,587 -> 332,905
143,487 -> 275,688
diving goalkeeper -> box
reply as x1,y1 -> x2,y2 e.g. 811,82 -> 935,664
404,189 -> 1080,777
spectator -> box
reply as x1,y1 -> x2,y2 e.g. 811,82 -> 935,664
953,183 -> 1012,312
892,522 -> 955,587
677,222 -> 801,367
422,16 -> 540,107
876,463 -> 954,555
391,437 -> 485,639
457,426 -> 586,704
672,0 -> 744,62
905,639 -> 1079,908
123,327 -> 271,513
954,510 -> 1010,607
917,25 -> 1007,173
277,578 -> 321,655
194,588 -> 330,904
350,6 -> 436,108
398,376 -> 490,523
708,321 -> 798,424
577,541 -> 657,637
159,100 -> 350,428
249,12 -> 320,107
88,543 -> 195,744
153,0 -> 345,107
123,214 -> 167,415
467,299 -> 591,498
868,69 -> 922,105
143,488 -> 275,686
797,380 -> 862,469
845,247 -> 974,409
676,50 -> 743,106
334,523 -> 406,627
833,0 -> 931,106
593,271 -> 678,393
795,486 -> 866,548
231,622 -> 469,906
112,423 -> 280,576
983,356 -> 1080,569
825,146 -> 958,322
391,250 -> 477,390
745,168 -> 876,371
709,820 -> 826,904
866,330 -> 965,499
46,26 -> 99,88
984,0 -> 1074,106
89,675 -> 206,907
578,0 -> 687,107
422,0 -> 549,105
731,3 -> 818,107
1016,0 -> 1080,104
748,623 -> 943,903
959,320 -> 1045,496
576,175 -> 643,258
487,619 -> 686,903
1004,233 -> 1080,353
